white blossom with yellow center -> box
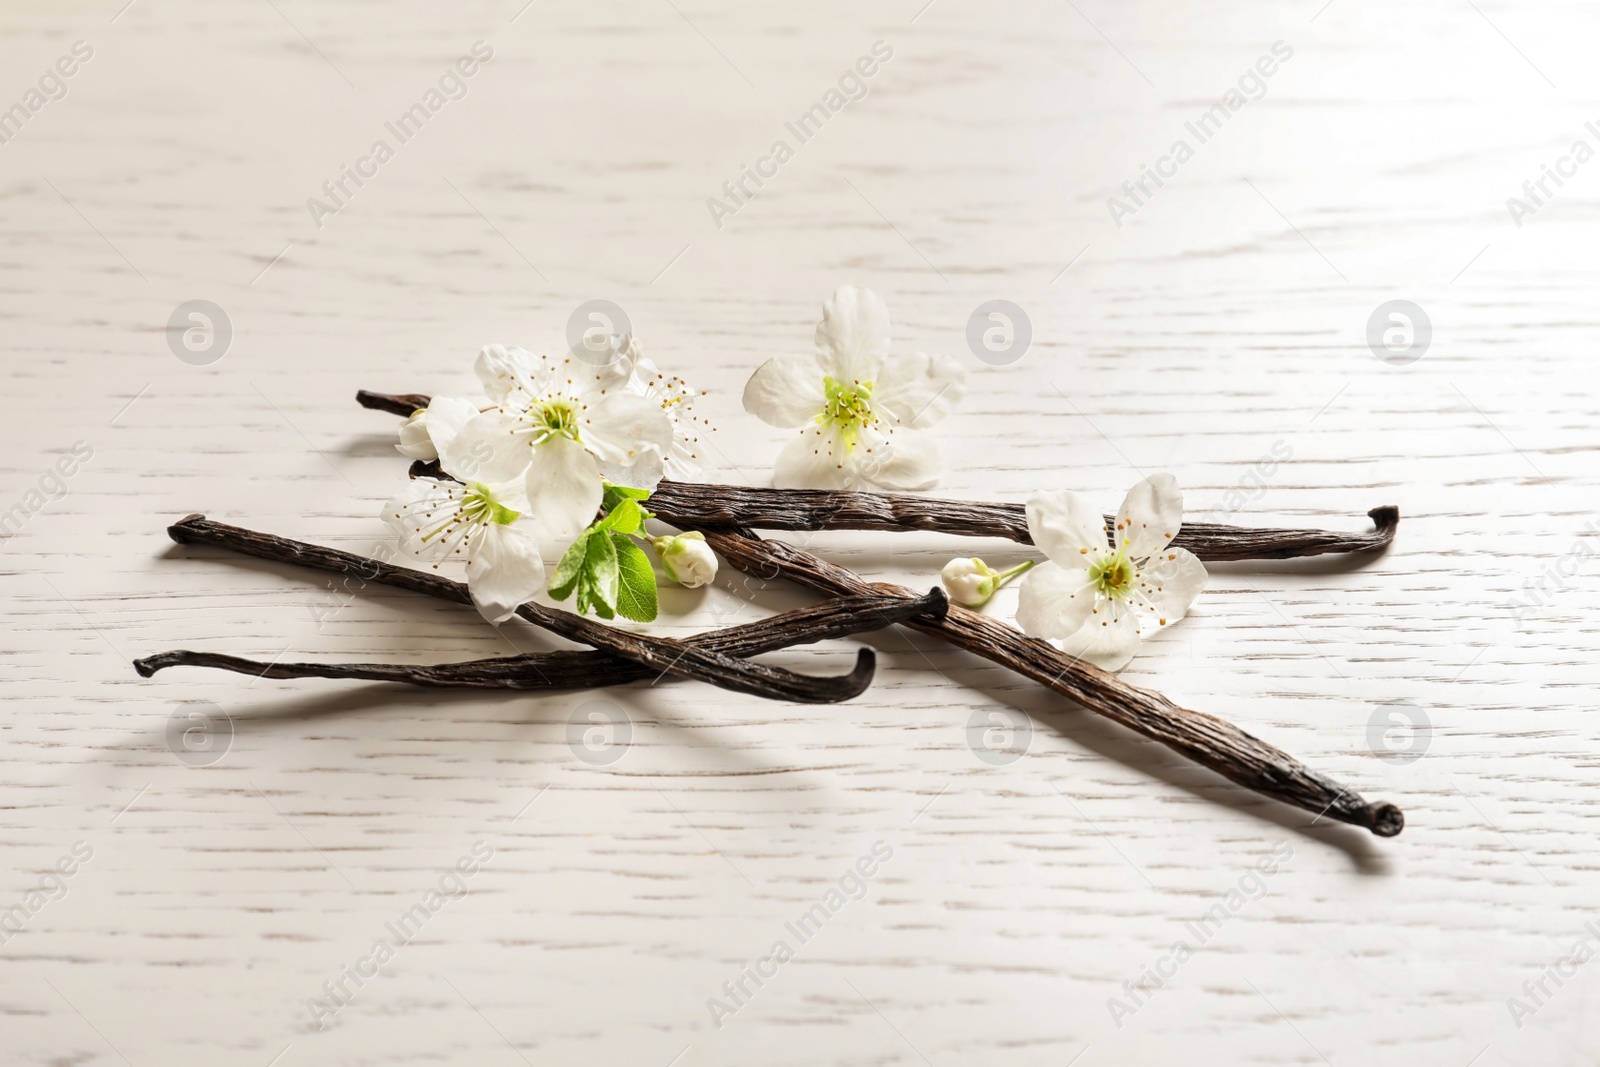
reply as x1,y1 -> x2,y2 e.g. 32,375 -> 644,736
615,338 -> 710,481
383,476 -> 544,624
741,286 -> 966,491
1015,474 -> 1208,671
441,344 -> 672,536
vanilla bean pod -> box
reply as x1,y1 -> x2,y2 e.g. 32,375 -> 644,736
150,516 -> 882,704
646,482 -> 1399,562
699,526 -> 1404,837
358,390 -> 436,417
356,390 -> 1398,561
135,587 -> 948,690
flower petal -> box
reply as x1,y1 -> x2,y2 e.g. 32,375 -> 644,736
421,395 -> 481,459
525,435 -> 603,537
1116,473 -> 1184,559
566,347 -> 636,397
598,446 -> 665,494
1014,560 -> 1097,640
395,409 -> 436,461
582,392 -> 672,472
1136,546 -> 1207,626
1025,489 -> 1110,564
743,354 -> 826,427
466,523 -> 545,624
772,425 -> 850,489
849,426 -> 942,491
664,443 -> 702,482
873,351 -> 967,429
382,476 -> 457,558
474,344 -> 539,404
814,286 -> 890,384
1057,604 -> 1142,672
439,410 -> 533,485
623,353 -> 660,394
481,476 -> 531,515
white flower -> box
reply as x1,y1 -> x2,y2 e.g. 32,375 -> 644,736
395,396 -> 481,461
940,556 -> 1034,609
742,286 -> 966,491
1015,474 -> 1207,671
636,360 -> 704,481
615,338 -> 708,481
383,476 -> 544,624
652,531 -> 717,588
440,345 -> 672,537
612,332 -> 644,364
396,409 -> 433,459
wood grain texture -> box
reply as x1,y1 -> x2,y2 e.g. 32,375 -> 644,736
3,1 -> 1598,1065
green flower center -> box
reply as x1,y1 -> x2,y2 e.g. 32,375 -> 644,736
530,398 -> 580,442
1088,547 -> 1135,600
460,482 -> 520,527
821,375 -> 876,449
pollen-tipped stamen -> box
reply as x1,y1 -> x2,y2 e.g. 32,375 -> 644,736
528,397 -> 581,445
820,376 -> 877,452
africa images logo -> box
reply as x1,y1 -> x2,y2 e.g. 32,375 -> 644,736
1107,41 -> 1294,228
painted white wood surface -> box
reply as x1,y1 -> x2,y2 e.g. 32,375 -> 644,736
3,1 -> 1598,1064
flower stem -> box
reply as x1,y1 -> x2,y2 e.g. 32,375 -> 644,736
993,559 -> 1034,587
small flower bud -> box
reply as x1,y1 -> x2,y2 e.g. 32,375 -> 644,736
396,408 -> 437,461
654,531 -> 717,588
940,556 -> 1034,609
941,557 -> 998,607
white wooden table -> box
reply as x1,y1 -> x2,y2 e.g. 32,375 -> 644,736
4,1 -> 1597,1063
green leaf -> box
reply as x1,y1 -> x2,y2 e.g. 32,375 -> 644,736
601,482 -> 651,512
584,526 -> 619,617
596,497 -> 643,537
611,533 -> 659,622
548,532 -> 591,601
550,494 -> 655,618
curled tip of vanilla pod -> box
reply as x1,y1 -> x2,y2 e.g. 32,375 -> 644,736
1364,802 -> 1406,838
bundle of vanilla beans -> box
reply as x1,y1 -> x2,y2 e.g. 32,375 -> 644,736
134,389 -> 1405,838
